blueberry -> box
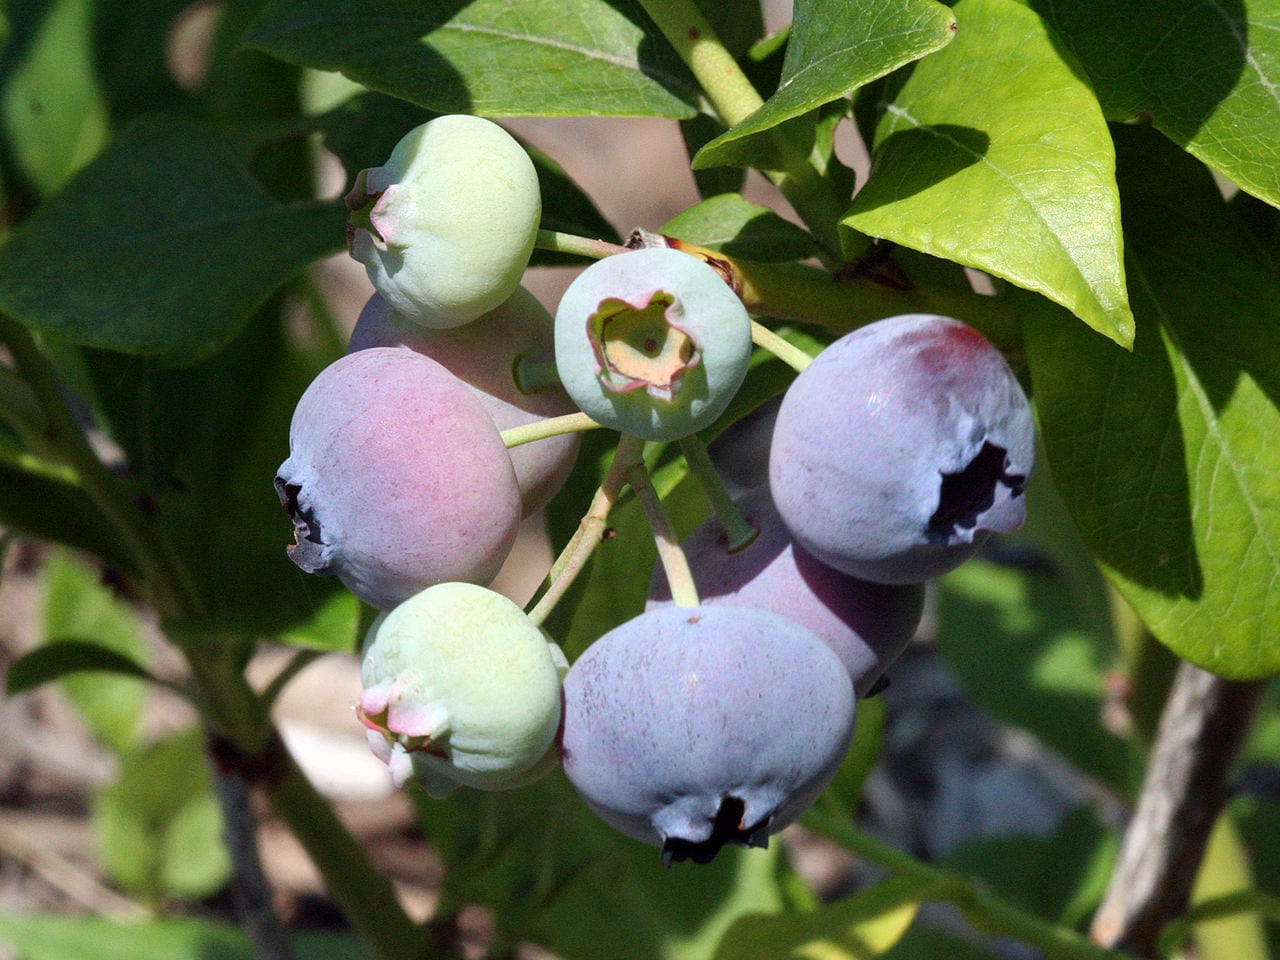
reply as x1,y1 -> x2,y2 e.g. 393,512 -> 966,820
559,605 -> 856,865
346,115 -> 541,328
646,488 -> 924,695
359,582 -> 568,797
274,347 -> 522,610
769,314 -> 1033,584
349,288 -> 580,517
554,248 -> 752,441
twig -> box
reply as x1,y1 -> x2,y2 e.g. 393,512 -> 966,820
211,761 -> 298,960
1090,661 -> 1265,956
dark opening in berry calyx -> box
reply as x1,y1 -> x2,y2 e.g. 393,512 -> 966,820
926,440 -> 1026,543
659,796 -> 770,867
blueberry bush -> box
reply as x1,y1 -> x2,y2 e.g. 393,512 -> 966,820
1,1 -> 1278,959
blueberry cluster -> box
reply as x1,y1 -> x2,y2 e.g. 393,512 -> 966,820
274,116 -> 1035,862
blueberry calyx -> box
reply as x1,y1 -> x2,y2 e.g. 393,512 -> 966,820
588,290 -> 700,401
659,796 -> 769,867
926,440 -> 1027,543
273,474 -> 329,574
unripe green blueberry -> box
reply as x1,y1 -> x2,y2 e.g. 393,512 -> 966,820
554,248 -> 752,441
346,115 -> 541,328
359,582 -> 568,797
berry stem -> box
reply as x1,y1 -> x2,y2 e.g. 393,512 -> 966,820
527,433 -> 645,626
535,228 -> 630,261
750,320 -> 814,373
678,435 -> 758,551
512,356 -> 563,394
803,810 -> 1143,960
634,0 -> 850,259
625,456 -> 700,608
501,411 -> 601,449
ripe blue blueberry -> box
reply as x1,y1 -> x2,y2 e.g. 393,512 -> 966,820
646,488 -> 924,695
559,605 -> 856,865
769,314 -> 1033,584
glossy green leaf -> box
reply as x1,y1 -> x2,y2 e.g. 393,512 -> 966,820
0,117 -> 345,360
245,0 -> 699,119
0,0 -> 108,195
662,193 -> 819,261
845,0 -> 1133,346
93,727 -> 230,901
0,914 -> 365,960
695,0 -> 955,167
41,550 -> 148,752
6,639 -> 156,694
1028,0 -> 1280,209
714,875 -> 927,960
92,0 -> 194,123
1024,124 -> 1280,680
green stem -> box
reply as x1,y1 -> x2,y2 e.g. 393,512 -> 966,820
635,0 -> 849,258
803,811 -> 1143,960
501,411 -> 600,449
0,313 -> 203,619
678,435 -> 757,551
733,257 -> 1023,359
626,457 -> 699,607
750,320 -> 813,373
527,433 -> 644,626
512,356 -> 562,394
265,743 -> 442,960
535,229 -> 630,261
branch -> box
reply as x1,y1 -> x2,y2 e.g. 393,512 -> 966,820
1090,661 -> 1265,956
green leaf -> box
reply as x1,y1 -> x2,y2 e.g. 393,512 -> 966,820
6,639 -> 156,694
82,296 -> 346,634
0,913 -> 365,960
941,807 -> 1117,927
41,550 -> 148,752
1028,0 -> 1280,209
93,727 -> 231,901
245,0 -> 699,119
0,0 -> 108,195
0,116 -> 345,361
844,0 -> 1133,346
714,875 -> 929,960
1023,124 -> 1280,680
695,0 -> 956,168
0,461 -> 138,571
934,447 -> 1140,792
92,0 -> 194,123
662,193 -> 819,261
421,770 -> 787,960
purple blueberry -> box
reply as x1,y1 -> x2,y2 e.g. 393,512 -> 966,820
559,605 -> 856,865
349,288 -> 580,517
769,314 -> 1033,584
646,488 -> 923,695
274,347 -> 522,610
